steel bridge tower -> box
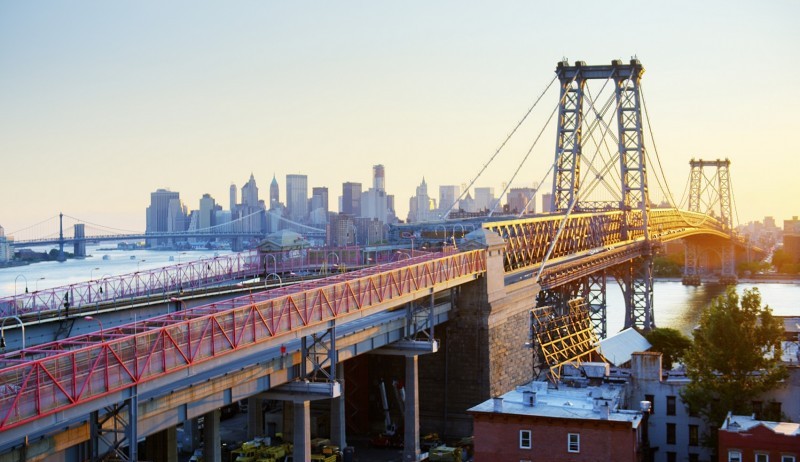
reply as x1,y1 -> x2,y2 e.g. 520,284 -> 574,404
683,158 -> 736,285
549,59 -> 654,333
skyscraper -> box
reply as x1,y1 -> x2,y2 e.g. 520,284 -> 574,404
507,187 -> 536,215
229,183 -> 237,213
146,188 -> 180,246
241,173 -> 259,208
270,174 -> 280,208
408,178 -> 435,222
541,193 -> 554,213
199,193 -> 217,230
310,187 -> 329,225
286,174 -> 309,222
342,182 -> 362,216
439,185 -> 461,216
475,187 -> 495,212
373,164 -> 385,192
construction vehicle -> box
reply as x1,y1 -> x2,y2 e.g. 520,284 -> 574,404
429,445 -> 463,462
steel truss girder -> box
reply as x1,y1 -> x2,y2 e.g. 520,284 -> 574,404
301,326 -> 336,381
406,294 -> 436,343
90,390 -> 138,462
684,242 -> 699,277
529,299 -> 599,383
614,257 -> 655,331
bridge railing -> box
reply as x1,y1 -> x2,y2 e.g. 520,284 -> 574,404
0,251 -> 263,318
0,248 -> 486,431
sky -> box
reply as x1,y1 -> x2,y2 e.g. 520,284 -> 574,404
1,1 -> 798,237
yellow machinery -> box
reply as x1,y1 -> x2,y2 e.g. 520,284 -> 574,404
429,445 -> 463,462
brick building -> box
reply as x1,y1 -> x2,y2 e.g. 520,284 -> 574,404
469,378 -> 644,461
718,413 -> 799,462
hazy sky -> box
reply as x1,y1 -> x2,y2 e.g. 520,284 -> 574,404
1,1 -> 798,236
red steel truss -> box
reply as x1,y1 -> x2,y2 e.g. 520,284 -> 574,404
0,249 -> 486,431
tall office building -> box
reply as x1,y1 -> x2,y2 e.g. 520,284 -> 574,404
270,174 -> 280,208
507,187 -> 536,215
286,174 -> 309,222
310,187 -> 329,225
241,173 -> 259,208
408,178 -> 435,223
146,188 -> 180,247
0,225 -> 13,262
199,194 -> 217,230
439,185 -> 461,216
541,193 -> 554,213
373,164 -> 385,192
342,182 -> 362,216
474,187 -> 495,212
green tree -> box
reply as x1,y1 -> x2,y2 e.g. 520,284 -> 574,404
645,327 -> 692,370
681,287 -> 787,447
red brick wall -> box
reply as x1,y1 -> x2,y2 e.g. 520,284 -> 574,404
472,412 -> 638,462
718,425 -> 800,462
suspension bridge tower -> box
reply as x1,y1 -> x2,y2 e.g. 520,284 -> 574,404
549,59 -> 654,333
683,158 -> 736,285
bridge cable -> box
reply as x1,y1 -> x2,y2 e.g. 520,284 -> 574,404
577,82 -> 625,202
442,74 -> 558,219
8,215 -> 58,235
62,214 -> 142,234
533,68 -> 636,283
488,71 -> 583,216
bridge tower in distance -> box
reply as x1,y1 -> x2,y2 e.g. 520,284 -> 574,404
684,158 -> 736,285
550,59 -> 654,333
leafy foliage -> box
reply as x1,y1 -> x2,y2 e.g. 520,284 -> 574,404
645,327 -> 692,370
681,287 -> 787,445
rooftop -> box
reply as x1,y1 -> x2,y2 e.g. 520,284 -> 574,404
469,373 -> 643,429
721,413 -> 800,437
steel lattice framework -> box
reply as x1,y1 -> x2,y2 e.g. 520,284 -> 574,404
685,158 -> 736,282
0,250 -> 486,432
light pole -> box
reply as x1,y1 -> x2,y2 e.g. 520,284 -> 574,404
265,253 -> 278,275
177,252 -> 187,264
265,273 -> 282,289
1,316 -> 26,352
14,274 -> 28,296
34,277 -> 45,292
84,316 -> 104,342
326,252 -> 340,274
90,267 -> 100,281
137,259 -> 146,272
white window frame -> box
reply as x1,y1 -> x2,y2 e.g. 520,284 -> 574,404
728,450 -> 742,462
519,429 -> 532,449
567,433 -> 580,453
782,456 -> 796,462
756,454 -> 769,462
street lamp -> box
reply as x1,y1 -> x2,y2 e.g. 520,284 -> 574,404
14,274 -> 28,296
177,252 -> 187,264
1,316 -> 26,352
84,316 -> 104,342
169,297 -> 188,319
137,259 -> 146,272
265,273 -> 282,289
34,277 -> 45,292
90,267 -> 100,281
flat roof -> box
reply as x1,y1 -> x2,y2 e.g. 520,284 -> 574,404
721,414 -> 800,436
597,328 -> 651,366
469,380 -> 643,429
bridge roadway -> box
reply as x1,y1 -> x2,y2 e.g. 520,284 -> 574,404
0,207 -> 748,459
0,249 -> 486,458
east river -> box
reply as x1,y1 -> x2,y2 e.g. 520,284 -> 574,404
0,244 -> 797,337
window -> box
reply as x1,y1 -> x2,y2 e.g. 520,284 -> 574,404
567,433 -> 580,453
689,454 -> 699,462
768,401 -> 782,419
666,452 -> 676,462
752,400 -> 763,419
689,424 -> 699,446
645,394 -> 655,413
782,456 -> 796,462
666,423 -> 676,444
519,430 -> 531,449
666,396 -> 676,416
728,451 -> 742,462
756,455 -> 769,462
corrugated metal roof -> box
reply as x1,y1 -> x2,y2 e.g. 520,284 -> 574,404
597,328 -> 651,366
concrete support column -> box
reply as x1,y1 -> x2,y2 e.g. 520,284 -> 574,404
181,418 -> 200,454
203,409 -> 221,462
142,426 -> 177,462
404,355 -> 421,462
293,401 -> 312,462
247,396 -> 264,439
330,363 -> 347,449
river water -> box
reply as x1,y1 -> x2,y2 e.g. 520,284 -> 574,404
1,244 -> 796,337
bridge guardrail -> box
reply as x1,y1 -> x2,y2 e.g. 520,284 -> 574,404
0,249 -> 486,432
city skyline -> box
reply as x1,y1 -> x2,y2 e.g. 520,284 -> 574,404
2,2 -> 799,233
